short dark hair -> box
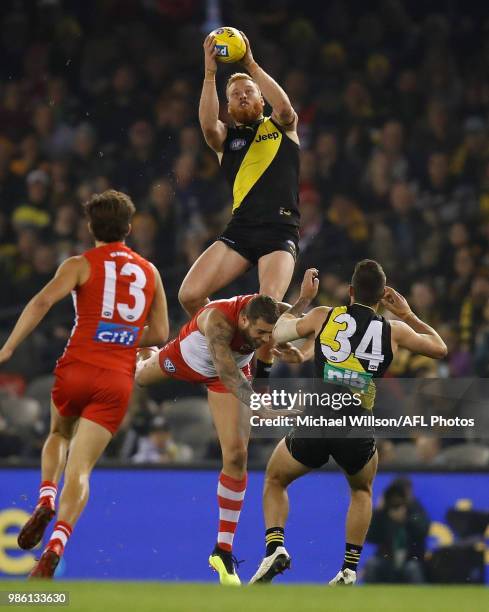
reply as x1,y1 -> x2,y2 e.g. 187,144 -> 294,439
83,189 -> 136,243
245,295 -> 280,325
351,259 -> 386,306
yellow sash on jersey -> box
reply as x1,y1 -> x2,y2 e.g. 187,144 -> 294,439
232,117 -> 282,212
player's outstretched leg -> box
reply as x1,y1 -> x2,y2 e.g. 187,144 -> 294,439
29,417 -> 111,579
207,391 -> 250,586
18,404 -> 76,550
250,438 -> 310,584
329,450 -> 378,586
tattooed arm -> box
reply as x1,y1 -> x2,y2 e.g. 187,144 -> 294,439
202,308 -> 255,406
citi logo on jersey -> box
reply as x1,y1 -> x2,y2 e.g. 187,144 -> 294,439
94,321 -> 139,346
255,132 -> 280,143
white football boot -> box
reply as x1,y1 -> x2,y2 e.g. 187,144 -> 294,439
249,547 -> 291,584
328,568 -> 357,585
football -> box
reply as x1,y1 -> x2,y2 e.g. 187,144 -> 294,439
211,26 -> 246,63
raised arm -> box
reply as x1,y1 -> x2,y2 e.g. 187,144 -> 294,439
199,34 -> 228,153
240,32 -> 296,130
273,268 -> 329,344
0,256 -> 87,363
382,287 -> 447,359
202,308 -> 255,406
138,265 -> 169,348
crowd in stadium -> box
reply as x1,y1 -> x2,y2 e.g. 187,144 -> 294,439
0,1 -> 488,464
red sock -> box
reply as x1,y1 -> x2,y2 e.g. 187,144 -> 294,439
38,480 -> 57,511
217,472 -> 247,552
46,520 -> 72,556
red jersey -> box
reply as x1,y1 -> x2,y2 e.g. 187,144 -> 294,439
57,242 -> 156,376
158,295 -> 256,387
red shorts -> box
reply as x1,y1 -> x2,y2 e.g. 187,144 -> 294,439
158,338 -> 251,393
52,358 -> 133,434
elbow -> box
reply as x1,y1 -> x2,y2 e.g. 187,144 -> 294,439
275,105 -> 295,125
156,324 -> 169,346
436,343 -> 448,359
160,326 -> 169,345
430,342 -> 448,359
31,294 -> 53,312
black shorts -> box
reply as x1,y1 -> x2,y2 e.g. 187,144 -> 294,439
285,429 -> 376,475
217,221 -> 299,266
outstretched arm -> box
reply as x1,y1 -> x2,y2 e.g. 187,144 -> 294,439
273,268 -> 328,344
199,34 -> 228,153
240,32 -> 296,128
0,257 -> 85,363
383,287 -> 447,359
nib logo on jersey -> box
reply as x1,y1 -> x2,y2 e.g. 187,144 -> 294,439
94,321 -> 139,346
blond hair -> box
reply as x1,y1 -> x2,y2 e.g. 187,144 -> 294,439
225,73 -> 260,99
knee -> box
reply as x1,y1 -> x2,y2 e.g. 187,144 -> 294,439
49,426 -> 72,441
178,283 -> 202,312
222,441 -> 248,472
264,466 -> 289,491
351,480 -> 374,499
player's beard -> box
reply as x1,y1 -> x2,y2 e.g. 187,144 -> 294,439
229,100 -> 264,125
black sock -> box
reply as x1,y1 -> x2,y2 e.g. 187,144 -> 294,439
342,543 -> 362,571
255,358 -> 273,381
265,527 -> 284,556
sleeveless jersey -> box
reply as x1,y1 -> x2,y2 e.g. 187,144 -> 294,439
177,294 -> 257,378
57,242 -> 156,376
221,116 -> 300,227
315,304 -> 393,410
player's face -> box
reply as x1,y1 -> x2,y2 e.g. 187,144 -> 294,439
242,317 -> 275,349
227,79 -> 264,124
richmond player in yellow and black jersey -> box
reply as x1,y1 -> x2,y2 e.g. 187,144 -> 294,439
249,261 -> 447,586
179,34 -> 300,458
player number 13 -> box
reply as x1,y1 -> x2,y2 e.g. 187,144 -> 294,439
101,261 -> 147,322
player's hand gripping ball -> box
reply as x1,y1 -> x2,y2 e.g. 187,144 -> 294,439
211,27 -> 246,63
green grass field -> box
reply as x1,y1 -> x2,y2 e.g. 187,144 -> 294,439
1,582 -> 488,612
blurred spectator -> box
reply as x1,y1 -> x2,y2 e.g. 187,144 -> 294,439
364,480 -> 430,583
132,416 -> 193,464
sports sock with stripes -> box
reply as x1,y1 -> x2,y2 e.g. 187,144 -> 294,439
342,543 -> 362,571
46,520 -> 73,556
265,526 -> 285,556
38,480 -> 57,511
216,472 -> 247,553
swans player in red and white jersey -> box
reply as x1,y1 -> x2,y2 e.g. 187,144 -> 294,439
136,288 -> 306,585
0,190 -> 168,578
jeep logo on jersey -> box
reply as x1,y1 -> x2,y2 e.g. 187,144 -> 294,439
163,358 -> 176,373
230,138 -> 247,151
94,321 -> 139,347
255,132 -> 280,143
